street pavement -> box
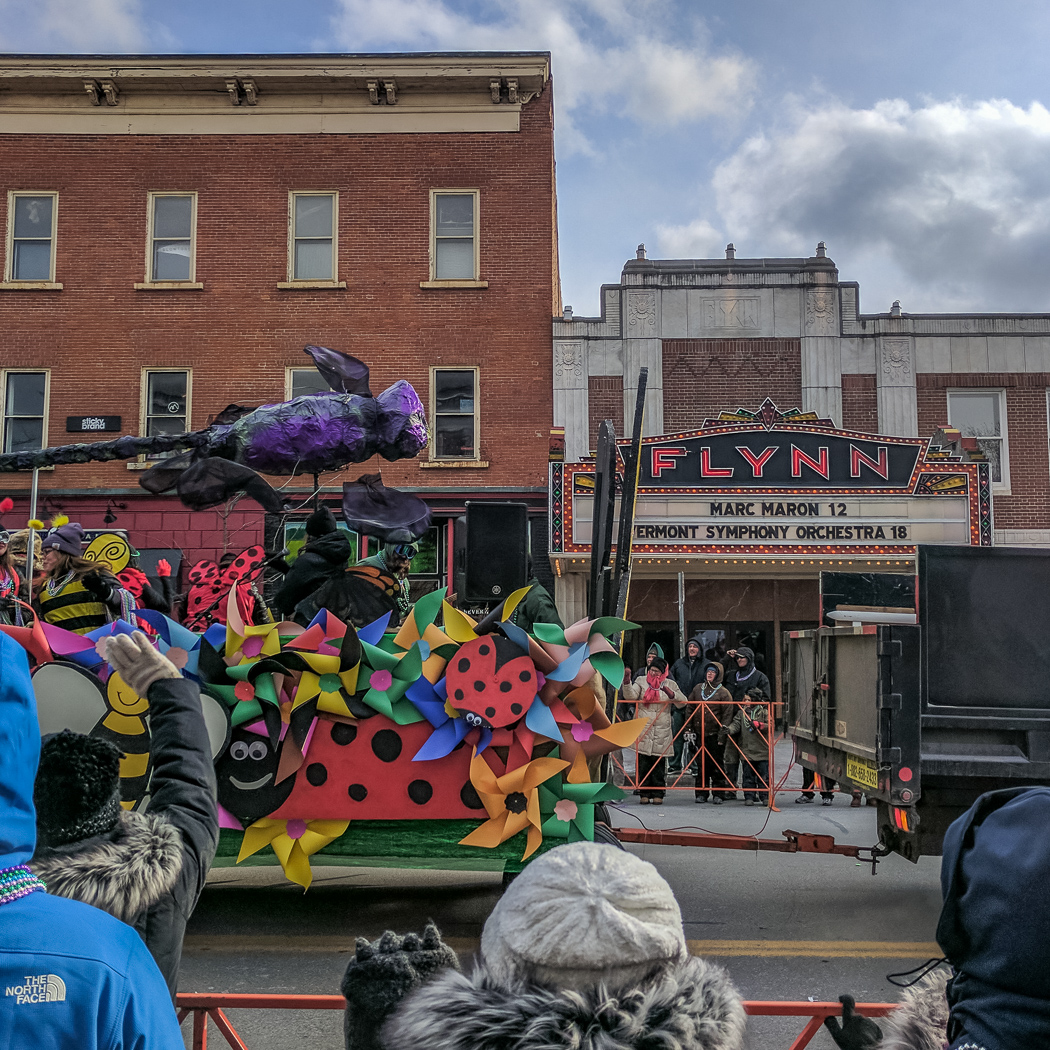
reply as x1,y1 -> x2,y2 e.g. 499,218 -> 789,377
179,740 -> 943,1049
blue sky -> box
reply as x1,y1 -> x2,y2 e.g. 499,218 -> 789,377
5,0 -> 1050,315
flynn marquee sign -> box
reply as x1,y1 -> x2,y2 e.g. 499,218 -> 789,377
549,400 -> 993,558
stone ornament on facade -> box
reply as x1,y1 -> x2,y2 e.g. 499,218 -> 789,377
701,297 -> 760,330
805,288 -> 837,335
880,338 -> 913,383
625,291 -> 657,332
554,342 -> 585,380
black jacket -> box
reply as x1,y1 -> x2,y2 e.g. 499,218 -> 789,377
670,633 -> 709,699
273,531 -> 352,618
512,578 -> 563,634
32,677 -> 219,999
724,646 -> 771,702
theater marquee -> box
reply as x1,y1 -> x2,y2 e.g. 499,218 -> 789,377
549,401 -> 993,560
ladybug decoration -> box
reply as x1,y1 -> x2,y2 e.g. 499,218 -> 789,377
445,634 -> 536,731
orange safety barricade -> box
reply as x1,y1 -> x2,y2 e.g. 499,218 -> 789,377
175,992 -> 896,1049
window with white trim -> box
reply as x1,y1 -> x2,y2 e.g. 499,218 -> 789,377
286,367 -> 331,400
1,370 -> 48,453
147,193 -> 196,282
288,192 -> 338,282
430,367 -> 479,459
948,389 -> 1008,487
430,191 -> 479,280
6,193 -> 57,282
142,369 -> 190,459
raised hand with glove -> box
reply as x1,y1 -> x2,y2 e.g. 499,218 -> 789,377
824,994 -> 883,1050
104,630 -> 182,697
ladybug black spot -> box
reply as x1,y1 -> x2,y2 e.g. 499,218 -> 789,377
511,703 -> 523,715
306,763 -> 328,786
499,681 -> 512,693
460,780 -> 485,810
519,671 -> 531,682
505,791 -> 528,814
479,644 -> 490,655
454,689 -> 464,701
485,706 -> 496,718
348,783 -> 368,801
473,680 -> 485,692
408,780 -> 433,805
331,723 -> 358,746
371,729 -> 403,763
457,658 -> 471,673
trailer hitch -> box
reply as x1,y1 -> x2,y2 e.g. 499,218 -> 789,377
614,827 -> 894,874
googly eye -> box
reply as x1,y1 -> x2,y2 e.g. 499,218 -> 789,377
248,741 -> 267,761
230,741 -> 249,761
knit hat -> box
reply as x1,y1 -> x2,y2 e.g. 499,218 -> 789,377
40,521 -> 85,557
34,730 -> 123,848
480,841 -> 687,991
305,506 -> 338,539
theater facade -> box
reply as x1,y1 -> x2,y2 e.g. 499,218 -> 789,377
549,244 -> 1042,690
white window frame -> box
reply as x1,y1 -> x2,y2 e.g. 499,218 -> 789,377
133,368 -> 192,465
0,369 -> 50,454
284,366 -> 333,400
284,191 -> 340,286
948,388 -> 1009,492
429,366 -> 480,461
143,192 -> 198,285
4,191 -> 59,285
428,189 -> 480,283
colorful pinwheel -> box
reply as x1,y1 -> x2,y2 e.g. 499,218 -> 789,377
538,776 -> 623,842
358,639 -> 427,723
458,750 -> 569,860
237,817 -> 350,890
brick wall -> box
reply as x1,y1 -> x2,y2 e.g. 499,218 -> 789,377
587,376 -> 624,451
662,339 -> 802,432
917,373 -> 1050,530
841,374 -> 878,433
0,89 -> 556,517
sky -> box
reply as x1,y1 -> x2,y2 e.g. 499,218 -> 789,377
4,0 -> 1050,316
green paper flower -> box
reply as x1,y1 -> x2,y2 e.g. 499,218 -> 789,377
537,777 -> 623,843
359,640 -> 426,724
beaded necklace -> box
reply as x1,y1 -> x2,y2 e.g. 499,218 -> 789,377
700,681 -> 720,700
44,570 -> 76,599
0,865 -> 45,905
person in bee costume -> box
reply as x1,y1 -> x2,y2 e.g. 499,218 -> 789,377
30,632 -> 218,1000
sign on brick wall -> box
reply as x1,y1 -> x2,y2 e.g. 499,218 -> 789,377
66,415 -> 121,433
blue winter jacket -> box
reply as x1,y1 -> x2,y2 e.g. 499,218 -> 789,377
0,633 -> 183,1049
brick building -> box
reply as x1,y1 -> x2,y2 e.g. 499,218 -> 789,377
550,244 -> 1045,693
0,53 -> 558,594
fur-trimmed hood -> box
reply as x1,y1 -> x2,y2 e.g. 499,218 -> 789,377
31,808 -> 181,924
383,955 -> 747,1050
882,970 -> 951,1050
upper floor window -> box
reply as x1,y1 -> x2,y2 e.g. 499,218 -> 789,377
948,389 -> 1008,488
147,193 -> 196,282
286,367 -> 331,400
431,367 -> 478,459
289,192 -> 338,282
1,370 -> 48,453
6,193 -> 57,282
142,369 -> 190,459
430,191 -> 479,281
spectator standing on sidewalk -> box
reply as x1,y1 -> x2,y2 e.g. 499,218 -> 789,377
621,657 -> 687,805
669,635 -> 708,776
797,768 -> 836,806
723,647 -> 771,797
687,661 -> 734,805
721,686 -> 773,806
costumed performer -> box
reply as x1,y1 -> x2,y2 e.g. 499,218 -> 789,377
357,541 -> 417,621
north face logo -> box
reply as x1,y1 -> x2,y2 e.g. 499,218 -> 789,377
5,974 -> 66,1004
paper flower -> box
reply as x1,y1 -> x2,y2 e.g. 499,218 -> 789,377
358,640 -> 427,724
458,750 -> 569,860
224,661 -> 283,729
538,776 -> 624,842
236,817 -> 350,890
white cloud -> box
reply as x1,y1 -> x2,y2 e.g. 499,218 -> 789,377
0,0 -> 150,51
655,217 -> 724,259
327,0 -> 756,153
696,97 -> 1050,311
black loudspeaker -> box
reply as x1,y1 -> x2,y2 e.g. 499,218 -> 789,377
454,501 -> 528,602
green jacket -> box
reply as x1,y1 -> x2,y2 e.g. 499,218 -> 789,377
512,577 -> 563,634
722,702 -> 772,762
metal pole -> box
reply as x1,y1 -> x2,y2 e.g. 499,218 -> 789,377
23,468 -> 39,600
677,570 -> 686,663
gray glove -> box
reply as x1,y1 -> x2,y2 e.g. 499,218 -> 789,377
341,924 -> 459,1050
105,631 -> 182,697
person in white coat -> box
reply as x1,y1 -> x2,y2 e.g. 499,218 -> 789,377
620,656 -> 686,804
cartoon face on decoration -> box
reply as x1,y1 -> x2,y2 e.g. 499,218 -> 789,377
445,635 -> 537,731
215,727 -> 296,825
